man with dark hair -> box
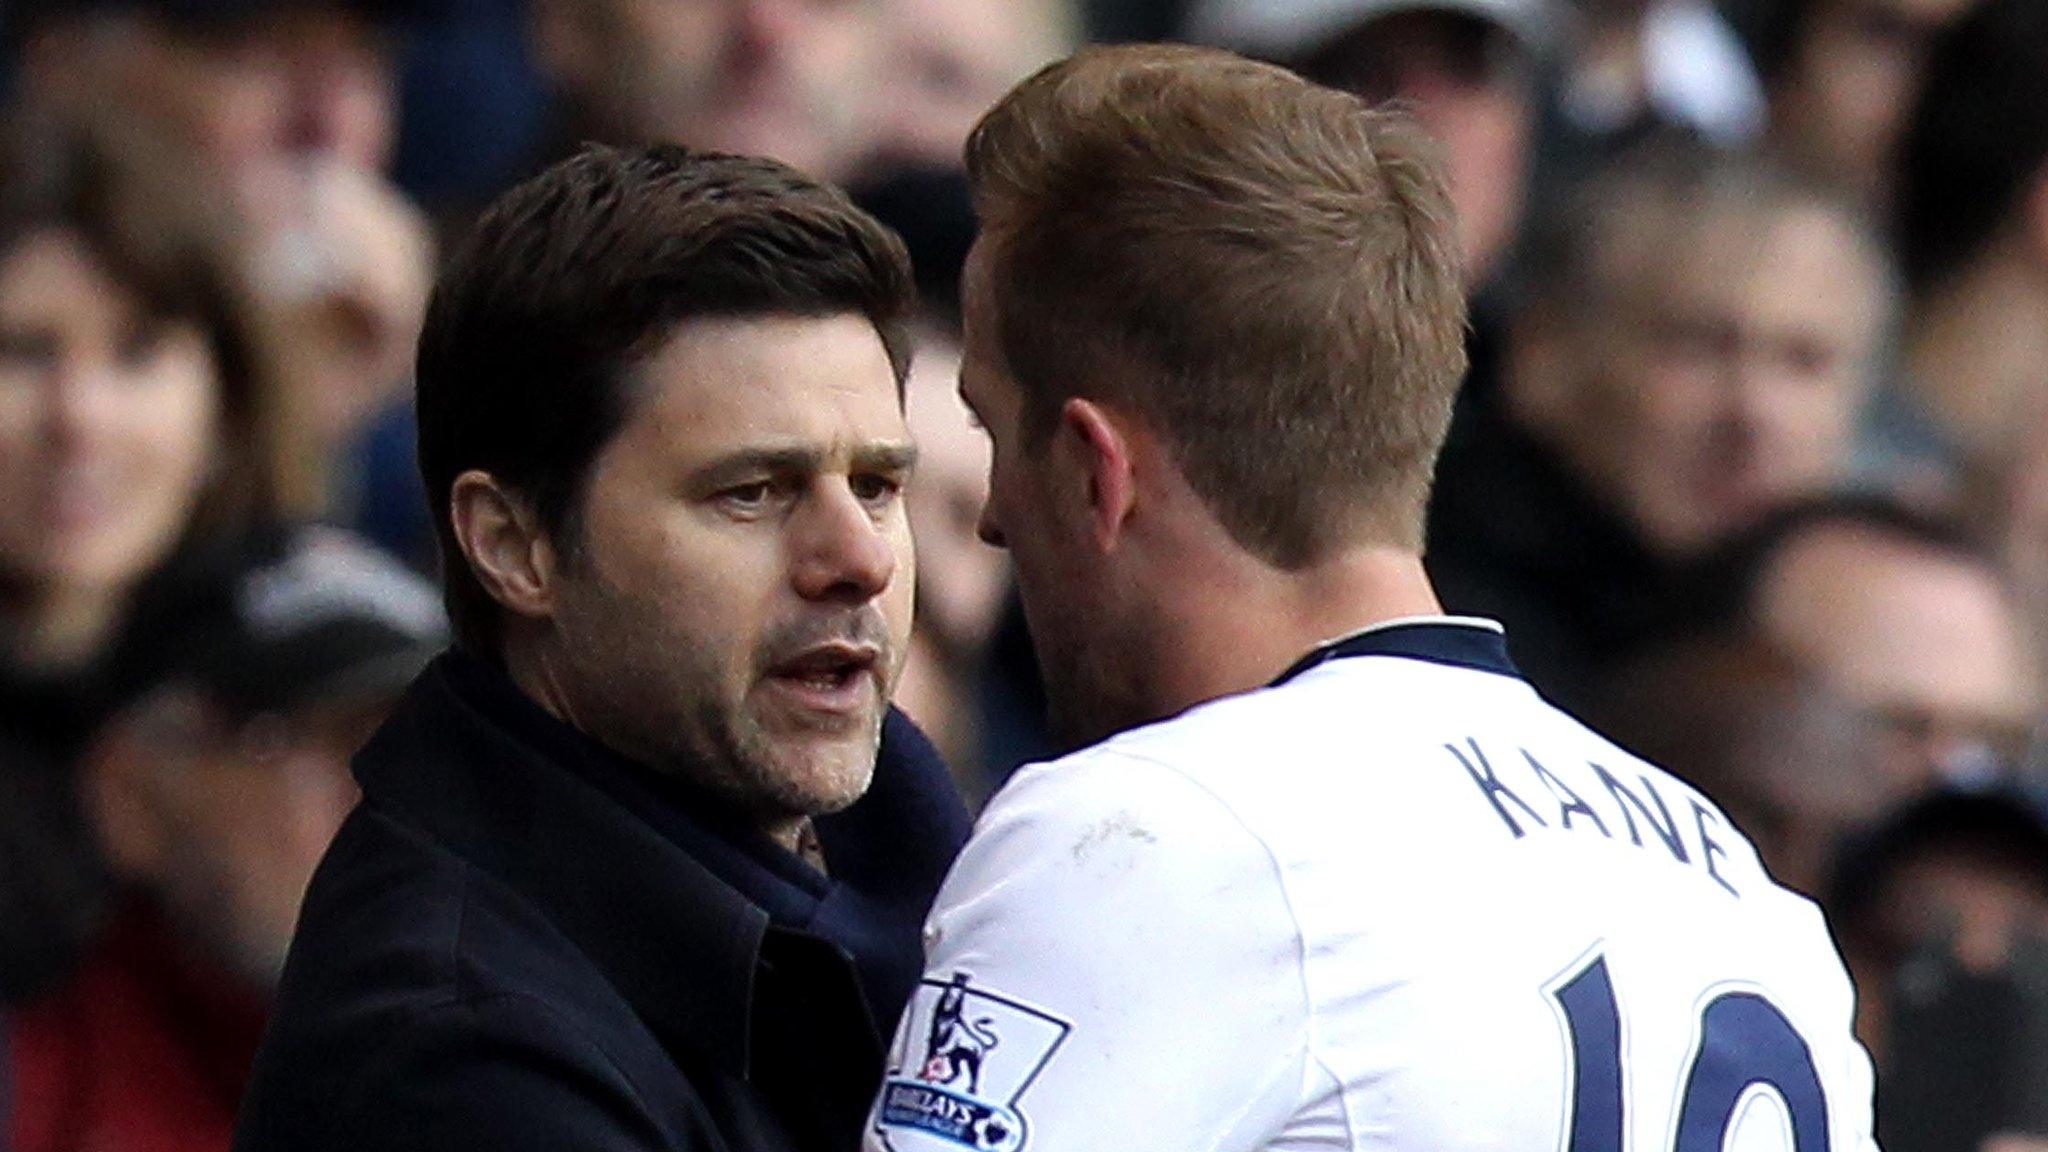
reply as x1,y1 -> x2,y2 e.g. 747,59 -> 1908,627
1735,496 -> 2041,791
866,45 -> 1876,1152
235,144 -> 969,1152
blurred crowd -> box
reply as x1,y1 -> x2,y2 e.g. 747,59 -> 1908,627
0,0 -> 2042,1148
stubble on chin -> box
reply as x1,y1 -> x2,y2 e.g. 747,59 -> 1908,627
698,686 -> 886,822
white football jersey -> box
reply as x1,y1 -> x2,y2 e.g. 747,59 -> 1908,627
867,619 -> 1877,1152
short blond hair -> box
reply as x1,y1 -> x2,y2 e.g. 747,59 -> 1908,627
966,43 -> 1468,561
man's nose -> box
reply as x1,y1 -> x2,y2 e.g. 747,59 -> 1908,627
975,496 -> 1006,549
791,482 -> 899,602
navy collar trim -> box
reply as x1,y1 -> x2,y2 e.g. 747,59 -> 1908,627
1271,618 -> 1521,686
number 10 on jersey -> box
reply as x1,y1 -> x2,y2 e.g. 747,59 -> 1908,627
1549,953 -> 1831,1152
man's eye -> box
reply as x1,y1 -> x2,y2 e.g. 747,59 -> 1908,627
851,473 -> 904,504
717,482 -> 774,511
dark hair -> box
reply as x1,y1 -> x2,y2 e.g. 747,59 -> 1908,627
966,44 -> 1468,562
1897,0 -> 2048,296
1718,491 -> 1998,611
1514,135 -> 1884,326
416,144 -> 916,657
0,119 -> 271,530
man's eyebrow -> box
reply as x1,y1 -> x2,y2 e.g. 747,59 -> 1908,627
693,447 -> 825,490
692,442 -> 919,488
852,442 -> 920,472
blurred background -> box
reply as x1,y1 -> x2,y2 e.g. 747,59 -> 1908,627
0,0 -> 2043,1148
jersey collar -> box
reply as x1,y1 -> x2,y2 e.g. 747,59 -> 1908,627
1270,616 -> 1520,686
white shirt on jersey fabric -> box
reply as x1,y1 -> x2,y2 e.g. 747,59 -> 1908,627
866,618 -> 1877,1152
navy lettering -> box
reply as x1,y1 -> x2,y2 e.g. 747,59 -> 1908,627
1525,751 -> 1611,838
1691,799 -> 1738,898
1448,740 -> 1548,838
1588,764 -> 1689,865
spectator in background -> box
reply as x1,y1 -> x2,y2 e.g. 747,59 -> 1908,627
1183,0 -> 1553,291
12,0 -> 407,188
1550,0 -> 1765,157
1589,633 -> 1892,896
0,126 -> 281,999
529,0 -> 892,188
1826,787 -> 2048,1149
893,326 -> 1014,802
9,524 -> 445,1152
13,0 -> 438,560
875,0 -> 1080,175
1738,498 -> 2041,791
1885,0 -> 2048,499
860,0 -> 1082,309
1757,0 -> 1972,207
1427,143 -> 1890,708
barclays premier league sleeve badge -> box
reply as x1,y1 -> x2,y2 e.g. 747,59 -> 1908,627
873,973 -> 1071,1152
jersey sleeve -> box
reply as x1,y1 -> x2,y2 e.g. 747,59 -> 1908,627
865,750 -> 1312,1152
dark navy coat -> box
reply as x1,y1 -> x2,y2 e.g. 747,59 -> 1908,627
234,654 -> 970,1152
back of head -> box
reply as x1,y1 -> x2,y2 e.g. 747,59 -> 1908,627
1897,0 -> 2048,297
416,144 -> 915,659
964,44 -> 1469,563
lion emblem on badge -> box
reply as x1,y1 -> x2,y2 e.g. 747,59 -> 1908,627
921,980 -> 1002,1094
875,972 -> 1071,1151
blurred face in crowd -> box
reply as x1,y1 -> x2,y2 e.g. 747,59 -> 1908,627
1301,12 -> 1536,285
1770,0 -> 1972,199
534,0 -> 887,184
1530,202 -> 1882,558
1756,522 -> 2041,787
524,315 -> 915,832
85,688 -> 374,990
1840,826 -> 2048,1059
876,0 -> 1074,169
0,229 -> 220,601
29,6 -> 397,184
904,332 -> 1006,655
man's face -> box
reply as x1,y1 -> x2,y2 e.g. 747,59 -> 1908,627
95,689 -> 373,990
543,314 -> 915,825
1774,0 -> 1972,197
0,229 -> 220,596
957,242 -> 1136,748
1559,204 -> 1880,557
1757,524 -> 2041,788
539,0 -> 885,184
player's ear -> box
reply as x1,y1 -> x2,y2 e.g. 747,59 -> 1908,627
1055,397 -> 1137,552
450,470 -> 560,621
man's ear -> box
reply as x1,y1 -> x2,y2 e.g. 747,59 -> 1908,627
1055,397 -> 1138,552
449,470 -> 558,621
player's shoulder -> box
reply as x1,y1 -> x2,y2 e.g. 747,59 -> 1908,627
947,737 -> 1279,915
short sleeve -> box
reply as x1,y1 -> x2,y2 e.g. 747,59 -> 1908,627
865,752 -> 1311,1152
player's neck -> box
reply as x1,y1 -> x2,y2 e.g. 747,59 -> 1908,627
1144,544 -> 1445,714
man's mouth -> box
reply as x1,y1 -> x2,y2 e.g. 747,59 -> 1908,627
762,643 -> 883,718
